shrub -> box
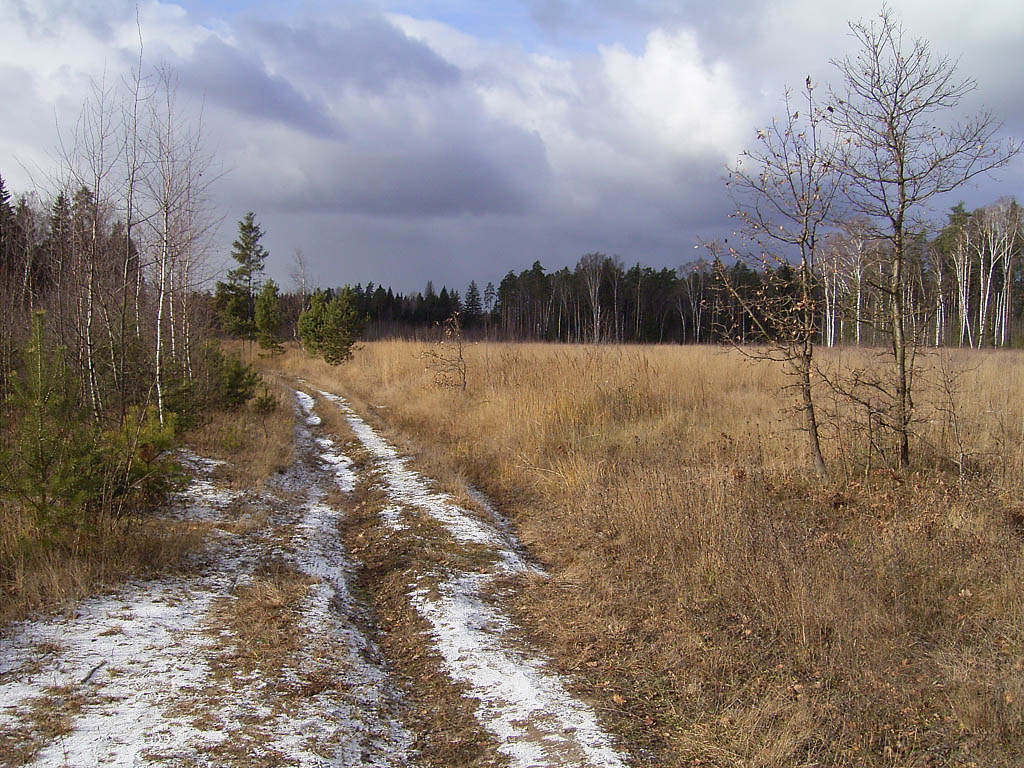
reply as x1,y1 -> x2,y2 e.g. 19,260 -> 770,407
216,355 -> 260,409
0,313 -> 98,529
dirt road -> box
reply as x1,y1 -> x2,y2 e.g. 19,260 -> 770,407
0,388 -> 626,768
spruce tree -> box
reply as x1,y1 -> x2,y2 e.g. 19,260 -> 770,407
0,173 -> 12,274
217,212 -> 268,340
464,280 -> 482,325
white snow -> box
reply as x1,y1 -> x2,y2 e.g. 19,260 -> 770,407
319,390 -> 627,768
0,583 -> 218,766
295,389 -> 322,425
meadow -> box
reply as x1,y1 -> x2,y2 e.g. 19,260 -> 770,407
270,340 -> 1024,767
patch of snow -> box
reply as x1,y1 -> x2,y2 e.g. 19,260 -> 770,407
317,390 -> 534,572
0,583 -> 219,765
295,389 -> 322,426
379,505 -> 407,532
412,574 -> 626,768
296,390 -> 357,493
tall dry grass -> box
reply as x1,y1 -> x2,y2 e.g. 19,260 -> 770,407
268,341 -> 1024,767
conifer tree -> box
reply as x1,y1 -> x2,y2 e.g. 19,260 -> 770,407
0,173 -> 12,274
217,212 -> 268,340
298,287 -> 365,364
464,280 -> 482,325
254,278 -> 283,354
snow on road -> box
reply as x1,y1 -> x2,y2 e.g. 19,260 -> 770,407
0,397 -> 413,767
316,389 -> 627,768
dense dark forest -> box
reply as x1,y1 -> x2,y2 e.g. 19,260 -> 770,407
324,198 -> 1022,346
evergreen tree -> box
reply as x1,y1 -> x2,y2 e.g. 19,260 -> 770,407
464,280 -> 482,325
0,173 -> 13,275
217,212 -> 268,339
254,278 -> 283,354
298,287 -> 366,364
1,312 -> 95,525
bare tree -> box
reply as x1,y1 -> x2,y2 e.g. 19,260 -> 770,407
290,247 -> 311,309
577,252 -> 606,343
142,67 -> 216,424
827,4 -> 1021,466
722,78 -> 842,479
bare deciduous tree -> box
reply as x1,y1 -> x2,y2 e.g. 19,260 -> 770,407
721,78 -> 842,479
827,4 -> 1021,466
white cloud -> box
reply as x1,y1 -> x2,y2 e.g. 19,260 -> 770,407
599,29 -> 747,160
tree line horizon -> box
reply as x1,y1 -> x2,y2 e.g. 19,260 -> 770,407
7,178 -> 1020,350
269,194 -> 1021,348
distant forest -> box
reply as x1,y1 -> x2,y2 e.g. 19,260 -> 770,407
331,198 -> 1022,347
3,169 -> 1020,349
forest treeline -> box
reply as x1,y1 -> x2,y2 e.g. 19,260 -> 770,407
323,197 -> 1022,346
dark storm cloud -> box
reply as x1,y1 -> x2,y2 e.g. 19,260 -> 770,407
175,36 -> 341,138
304,147 -> 541,216
245,16 -> 461,92
234,116 -> 550,219
5,0 -> 1019,295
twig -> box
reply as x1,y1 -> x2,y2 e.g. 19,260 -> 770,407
80,660 -> 107,684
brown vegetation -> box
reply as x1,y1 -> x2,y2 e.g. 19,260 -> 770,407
269,340 -> 1024,767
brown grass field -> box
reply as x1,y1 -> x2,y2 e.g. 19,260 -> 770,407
266,340 -> 1024,768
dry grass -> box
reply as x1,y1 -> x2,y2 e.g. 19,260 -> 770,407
0,509 -> 204,628
206,560 -> 314,679
267,341 -> 1024,767
184,379 -> 295,490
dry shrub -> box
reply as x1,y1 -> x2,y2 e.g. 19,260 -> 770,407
184,376 -> 295,489
271,341 -> 1024,766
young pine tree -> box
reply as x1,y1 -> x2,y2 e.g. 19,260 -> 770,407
297,287 -> 366,364
1,312 -> 96,527
254,278 -> 284,354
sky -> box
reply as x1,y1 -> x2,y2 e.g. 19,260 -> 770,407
1,0 -> 1022,294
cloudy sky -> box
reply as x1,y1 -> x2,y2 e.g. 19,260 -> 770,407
2,0 -> 1022,293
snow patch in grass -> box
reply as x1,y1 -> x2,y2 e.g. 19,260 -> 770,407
317,390 -> 532,571
295,389 -> 321,425
0,420 -> 413,768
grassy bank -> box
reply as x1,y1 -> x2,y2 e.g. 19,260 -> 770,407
0,372 -> 295,629
267,340 -> 1024,767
